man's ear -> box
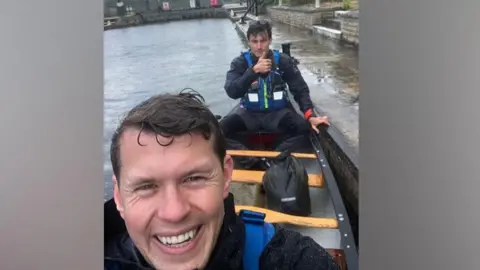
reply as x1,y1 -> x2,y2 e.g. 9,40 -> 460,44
222,155 -> 234,199
112,175 -> 125,218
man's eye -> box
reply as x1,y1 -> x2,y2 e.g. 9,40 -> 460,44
135,184 -> 156,191
184,176 -> 205,183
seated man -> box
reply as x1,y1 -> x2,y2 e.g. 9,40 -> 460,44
221,20 -> 329,159
104,90 -> 340,270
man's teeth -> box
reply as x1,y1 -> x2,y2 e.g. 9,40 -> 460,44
158,228 -> 198,246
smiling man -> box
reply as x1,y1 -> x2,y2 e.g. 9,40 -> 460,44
104,90 -> 340,270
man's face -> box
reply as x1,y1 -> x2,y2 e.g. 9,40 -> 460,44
248,31 -> 272,58
113,129 -> 233,270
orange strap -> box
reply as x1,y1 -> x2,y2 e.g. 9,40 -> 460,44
304,109 -> 313,120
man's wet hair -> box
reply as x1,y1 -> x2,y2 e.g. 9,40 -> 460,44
110,89 -> 226,181
247,19 -> 272,40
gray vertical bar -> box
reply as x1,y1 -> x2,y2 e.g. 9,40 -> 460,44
0,0 -> 103,269
361,0 -> 480,269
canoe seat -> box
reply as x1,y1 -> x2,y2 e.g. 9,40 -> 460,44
235,205 -> 339,229
232,169 -> 324,188
227,150 -> 317,159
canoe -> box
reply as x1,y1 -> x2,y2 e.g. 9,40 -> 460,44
217,44 -> 358,270
218,106 -> 358,270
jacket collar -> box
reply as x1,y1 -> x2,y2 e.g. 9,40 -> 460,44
104,193 -> 245,269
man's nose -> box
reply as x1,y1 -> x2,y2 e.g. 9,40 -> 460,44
157,186 -> 190,223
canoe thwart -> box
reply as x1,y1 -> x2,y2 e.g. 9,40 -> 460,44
235,205 -> 339,229
227,150 -> 317,159
232,169 -> 324,188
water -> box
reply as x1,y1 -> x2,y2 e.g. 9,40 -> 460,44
103,19 -> 246,200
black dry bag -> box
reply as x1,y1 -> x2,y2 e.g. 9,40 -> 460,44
262,150 -> 311,217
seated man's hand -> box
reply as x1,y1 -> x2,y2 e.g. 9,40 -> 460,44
253,51 -> 272,74
308,116 -> 329,133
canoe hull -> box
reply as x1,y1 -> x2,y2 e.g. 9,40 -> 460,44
219,104 -> 357,269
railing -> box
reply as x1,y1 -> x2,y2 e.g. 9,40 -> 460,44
239,0 -> 263,24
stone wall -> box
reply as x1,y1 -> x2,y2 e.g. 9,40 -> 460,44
105,7 -> 118,17
266,6 -> 339,29
104,8 -> 228,30
104,0 -> 216,16
338,11 -> 358,45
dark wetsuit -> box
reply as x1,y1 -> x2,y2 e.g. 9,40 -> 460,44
220,50 -> 316,160
104,193 -> 340,270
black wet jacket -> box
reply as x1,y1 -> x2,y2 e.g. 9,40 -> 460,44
224,50 -> 316,117
104,193 -> 340,270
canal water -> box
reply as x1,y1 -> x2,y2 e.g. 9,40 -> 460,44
103,19 -> 249,200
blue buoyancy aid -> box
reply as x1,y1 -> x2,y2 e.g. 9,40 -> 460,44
240,50 -> 289,112
239,209 -> 276,270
